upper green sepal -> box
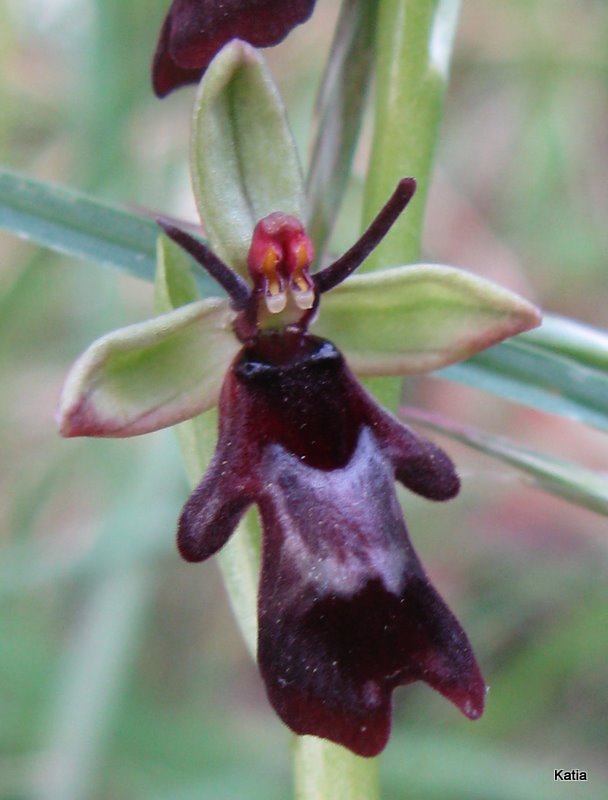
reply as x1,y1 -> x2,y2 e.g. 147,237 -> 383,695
315,264 -> 542,375
58,297 -> 238,438
191,41 -> 305,274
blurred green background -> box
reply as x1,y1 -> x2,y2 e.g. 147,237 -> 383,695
0,1 -> 607,798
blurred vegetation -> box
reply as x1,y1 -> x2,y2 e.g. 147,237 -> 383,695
0,0 -> 607,798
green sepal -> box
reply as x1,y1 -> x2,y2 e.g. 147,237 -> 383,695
315,263 -> 541,375
191,41 -> 305,274
59,245 -> 238,437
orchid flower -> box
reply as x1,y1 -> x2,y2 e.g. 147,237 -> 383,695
60,42 -> 541,756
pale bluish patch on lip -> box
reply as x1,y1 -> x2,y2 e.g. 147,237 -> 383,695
261,428 -> 410,600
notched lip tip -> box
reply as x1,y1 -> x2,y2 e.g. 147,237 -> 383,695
349,740 -> 388,759
458,683 -> 488,721
291,727 -> 389,759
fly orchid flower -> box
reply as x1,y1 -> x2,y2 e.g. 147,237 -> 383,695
58,181 -> 539,754
153,0 -> 317,96
157,182 -> 488,756
60,42 -> 541,756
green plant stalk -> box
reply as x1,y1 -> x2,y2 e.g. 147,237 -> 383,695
293,736 -> 380,800
363,0 -> 461,418
155,239 -> 260,656
363,0 -> 461,269
306,0 -> 377,257
173,409 -> 260,657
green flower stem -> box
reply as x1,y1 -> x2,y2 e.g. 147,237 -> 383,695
174,411 -> 260,657
306,0 -> 377,257
363,0 -> 461,269
294,736 -> 380,800
362,0 -> 461,412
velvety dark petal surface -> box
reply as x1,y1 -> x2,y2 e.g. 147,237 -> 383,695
153,0 -> 317,96
153,15 -> 205,98
232,334 -> 360,469
178,448 -> 255,562
177,332 -> 483,754
255,429 -> 485,756
369,407 -> 461,501
228,330 -> 460,499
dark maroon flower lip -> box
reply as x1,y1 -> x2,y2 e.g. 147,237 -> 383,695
153,0 -> 318,97
177,332 -> 486,756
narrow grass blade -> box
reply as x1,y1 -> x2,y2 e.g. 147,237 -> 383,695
441,328 -> 608,432
0,169 -> 218,295
0,168 -> 158,279
401,407 -> 608,516
306,0 -> 376,256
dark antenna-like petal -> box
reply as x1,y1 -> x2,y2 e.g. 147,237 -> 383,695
158,219 -> 251,310
314,177 -> 417,294
178,451 -> 253,562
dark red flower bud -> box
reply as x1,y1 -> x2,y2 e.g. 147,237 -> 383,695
178,332 -> 486,756
153,0 -> 317,97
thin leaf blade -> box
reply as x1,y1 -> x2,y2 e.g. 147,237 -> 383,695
0,168 -> 219,295
401,407 -> 608,517
441,330 -> 608,432
0,168 -> 158,280
306,0 -> 376,256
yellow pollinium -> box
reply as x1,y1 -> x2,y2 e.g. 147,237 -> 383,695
262,248 -> 279,278
293,270 -> 309,293
261,247 -> 287,313
261,248 -> 282,296
295,243 -> 309,271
